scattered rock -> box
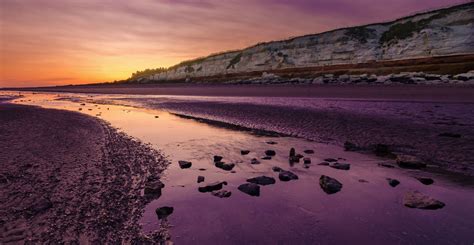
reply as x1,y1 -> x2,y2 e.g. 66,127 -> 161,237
197,176 -> 205,183
378,163 -> 395,168
247,176 -> 276,185
212,190 -> 232,198
144,179 -> 165,198
289,155 -> 300,164
279,170 -> 298,181
396,155 -> 426,169
289,148 -> 296,157
324,158 -> 338,162
198,168 -> 206,171
238,183 -> 260,196
373,144 -> 396,158
156,206 -> 174,219
358,179 -> 369,183
215,161 -> 235,171
330,162 -> 351,170
265,150 -> 276,156
318,162 -> 330,166
178,160 -> 192,169
198,181 -> 227,193
403,191 -> 445,210
213,155 -> 223,162
304,150 -> 315,154
416,177 -> 434,185
261,156 -> 272,160
319,175 -> 343,194
272,166 -> 283,172
295,154 -> 304,159
241,150 -> 250,155
155,116 -> 159,118
250,158 -> 260,165
266,141 -> 278,145
387,178 -> 400,187
303,158 -> 311,164
438,133 -> 461,138
344,141 -> 358,151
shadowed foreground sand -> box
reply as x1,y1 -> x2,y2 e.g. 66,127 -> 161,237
0,103 -> 169,244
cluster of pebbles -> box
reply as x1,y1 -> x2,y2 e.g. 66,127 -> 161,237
153,140 -> 445,221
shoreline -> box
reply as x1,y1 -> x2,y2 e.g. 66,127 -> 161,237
5,83 -> 474,102
0,103 -> 169,243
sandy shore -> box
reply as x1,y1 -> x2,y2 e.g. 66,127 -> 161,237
0,103 -> 169,244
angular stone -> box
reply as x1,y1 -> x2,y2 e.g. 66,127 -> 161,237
247,176 -> 276,185
387,178 -> 400,187
319,175 -> 343,194
178,160 -> 192,169
197,176 -> 205,183
403,191 -> 445,209
213,155 -> 223,162
238,183 -> 260,196
212,190 -> 232,198
416,177 -> 434,185
279,170 -> 298,181
265,150 -> 276,156
198,181 -> 227,193
250,158 -> 260,165
330,162 -> 350,170
396,155 -> 426,169
156,206 -> 174,219
215,161 -> 235,171
241,150 -> 250,155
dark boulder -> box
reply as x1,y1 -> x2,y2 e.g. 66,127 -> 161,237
238,183 -> 260,196
324,158 -> 338,162
198,181 -> 227,193
279,170 -> 298,181
330,162 -> 351,170
378,163 -> 395,168
213,155 -> 223,162
144,179 -> 165,198
416,177 -> 434,185
272,166 -> 283,172
212,190 -> 232,198
303,158 -> 311,164
289,156 -> 300,164
197,176 -> 205,183
318,162 -> 330,166
387,178 -> 400,187
261,156 -> 272,160
247,176 -> 276,185
304,150 -> 315,154
241,150 -> 250,155
265,150 -> 276,156
178,160 -> 192,169
403,191 -> 445,210
266,141 -> 278,145
289,148 -> 296,157
319,175 -> 343,194
156,206 -> 174,219
215,161 -> 235,171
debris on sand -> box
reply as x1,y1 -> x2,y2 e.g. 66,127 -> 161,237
261,156 -> 272,160
416,177 -> 434,185
198,181 -> 228,193
215,161 -> 235,171
319,175 -> 343,194
303,158 -> 311,164
241,150 -> 250,155
272,166 -> 283,172
212,190 -> 232,198
329,162 -> 351,170
387,178 -> 400,187
396,155 -> 426,169
289,155 -> 300,164
403,191 -> 445,210
247,176 -> 276,185
304,149 -> 315,154
238,183 -> 260,196
279,170 -> 299,181
156,206 -> 174,219
178,160 -> 192,169
324,158 -> 338,162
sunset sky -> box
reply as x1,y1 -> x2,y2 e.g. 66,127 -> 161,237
0,0 -> 467,87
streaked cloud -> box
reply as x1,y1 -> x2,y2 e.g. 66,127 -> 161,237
0,0 -> 467,87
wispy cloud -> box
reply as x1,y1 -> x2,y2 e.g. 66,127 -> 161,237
0,0 -> 468,87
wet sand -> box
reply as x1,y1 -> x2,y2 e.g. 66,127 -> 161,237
0,103 -> 169,244
4,92 -> 474,244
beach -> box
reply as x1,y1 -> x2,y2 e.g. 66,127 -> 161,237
0,102 -> 169,244
0,90 -> 473,244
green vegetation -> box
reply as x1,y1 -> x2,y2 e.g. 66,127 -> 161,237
130,68 -> 167,79
380,5 -> 465,44
226,53 -> 242,69
345,27 -> 375,43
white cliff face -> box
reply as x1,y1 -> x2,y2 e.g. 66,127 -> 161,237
148,4 -> 474,81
